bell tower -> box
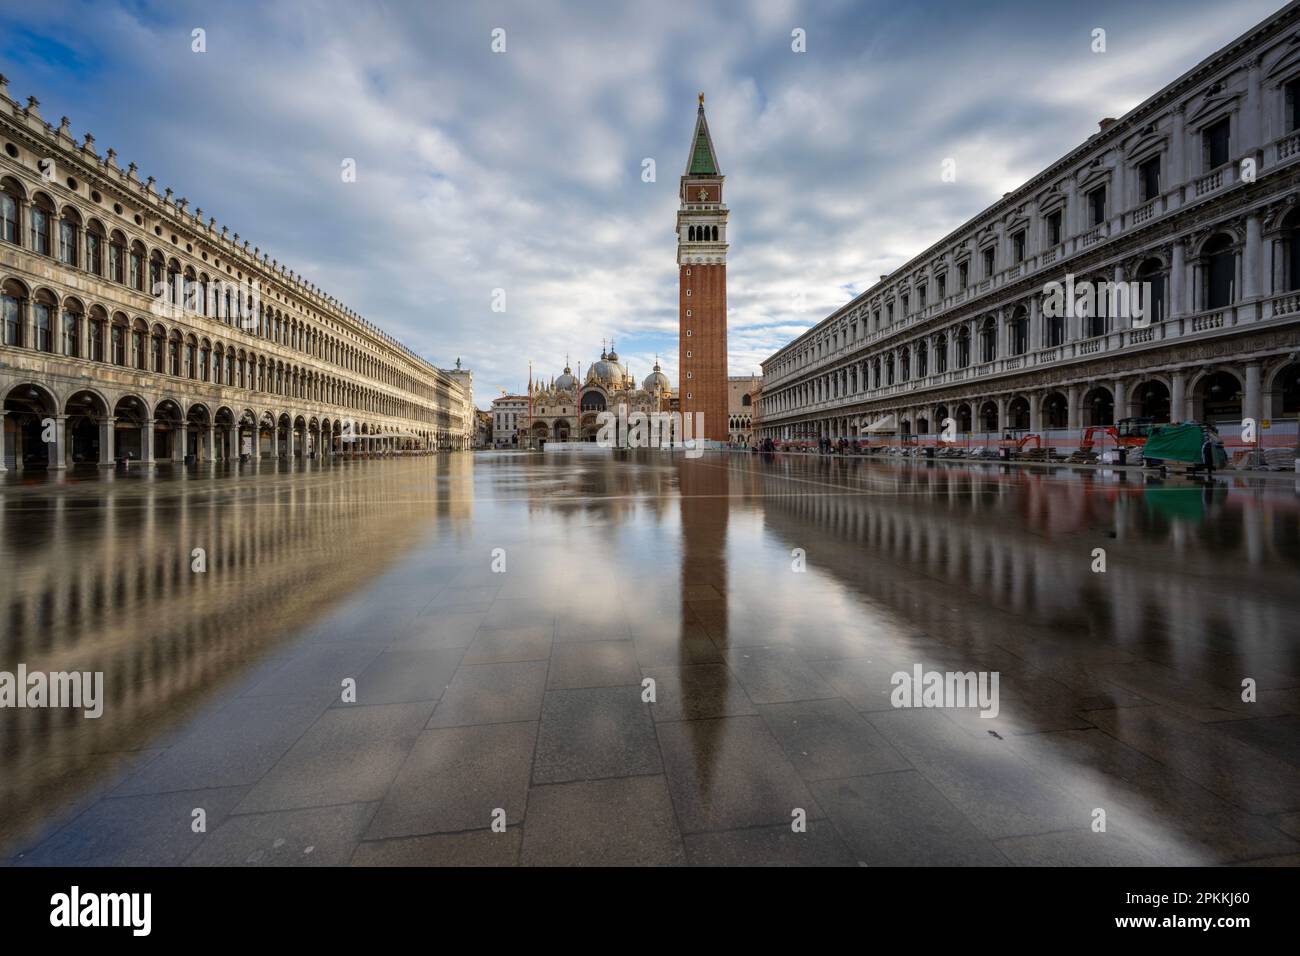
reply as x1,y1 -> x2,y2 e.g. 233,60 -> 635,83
677,93 -> 729,443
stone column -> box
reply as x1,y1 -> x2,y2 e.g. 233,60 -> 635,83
1170,240 -> 1186,319
287,426 -> 295,460
142,419 -> 155,464
18,298 -> 32,351
1244,362 -> 1262,429
1067,385 -> 1081,431
49,414 -> 67,470
1169,107 -> 1185,192
1244,213 -> 1262,301
99,417 -> 116,466
205,425 -> 216,462
1113,380 -> 1129,420
173,426 -> 186,462
0,410 -> 7,472
1029,394 -> 1042,433
1170,371 -> 1187,424
1113,265 -> 1129,332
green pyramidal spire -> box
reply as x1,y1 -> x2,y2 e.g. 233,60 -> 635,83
687,94 -> 720,175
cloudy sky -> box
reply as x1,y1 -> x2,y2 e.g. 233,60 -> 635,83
0,0 -> 1285,404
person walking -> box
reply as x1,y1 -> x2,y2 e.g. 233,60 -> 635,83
1201,429 -> 1216,480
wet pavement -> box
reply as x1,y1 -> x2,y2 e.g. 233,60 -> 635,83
2,451 -> 1299,866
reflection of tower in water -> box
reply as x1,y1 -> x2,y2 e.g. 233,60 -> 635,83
676,457 -> 731,793
678,458 -> 729,643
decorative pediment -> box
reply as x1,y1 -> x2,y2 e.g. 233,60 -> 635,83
1264,37 -> 1300,83
1078,164 -> 1112,192
1124,128 -> 1167,162
1186,89 -> 1241,125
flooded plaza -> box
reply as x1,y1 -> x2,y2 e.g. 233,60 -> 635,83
1,451 -> 1299,867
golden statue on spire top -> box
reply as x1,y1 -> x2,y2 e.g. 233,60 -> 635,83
698,92 -> 704,107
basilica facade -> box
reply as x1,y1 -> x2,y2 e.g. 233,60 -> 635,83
495,345 -> 673,446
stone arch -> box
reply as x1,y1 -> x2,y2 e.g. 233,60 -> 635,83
1041,391 -> 1069,429
1007,395 -> 1031,431
1082,385 -> 1115,427
1131,379 -> 1172,422
1191,367 -> 1243,425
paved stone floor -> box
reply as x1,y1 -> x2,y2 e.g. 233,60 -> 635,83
2,452 -> 1299,866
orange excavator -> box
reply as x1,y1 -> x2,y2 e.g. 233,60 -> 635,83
1080,417 -> 1157,451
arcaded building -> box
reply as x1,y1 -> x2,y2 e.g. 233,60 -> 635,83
0,81 -> 471,471
758,5 -> 1300,449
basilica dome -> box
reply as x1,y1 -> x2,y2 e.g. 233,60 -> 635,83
643,359 -> 670,393
589,346 -> 626,384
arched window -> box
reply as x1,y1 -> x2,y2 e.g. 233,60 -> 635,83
1,280 -> 24,346
59,207 -> 81,266
61,301 -> 82,357
111,315 -> 127,365
86,220 -> 105,276
917,340 -> 928,377
688,226 -> 695,241
0,177 -> 21,245
934,334 -> 947,373
149,252 -> 165,297
1203,233 -> 1235,309
89,307 -> 106,362
1046,304 -> 1066,346
979,316 -> 997,363
167,260 -> 182,308
151,327 -> 165,373
741,393 -> 752,406
109,230 -> 126,283
30,194 -> 55,256
131,320 -> 147,369
1280,209 -> 1300,293
129,242 -> 145,291
1009,308 -> 1028,355
33,293 -> 54,352
1136,258 -> 1166,324
1084,277 -> 1108,338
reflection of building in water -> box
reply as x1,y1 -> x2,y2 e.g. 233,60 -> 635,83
758,4 -> 1300,448
0,459 -> 465,852
743,459 -> 1298,672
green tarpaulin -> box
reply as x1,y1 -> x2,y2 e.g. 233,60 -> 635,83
1142,423 -> 1228,467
